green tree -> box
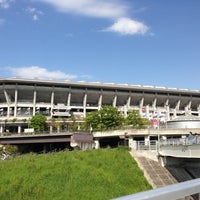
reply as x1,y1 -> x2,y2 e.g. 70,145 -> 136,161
84,110 -> 100,131
30,114 -> 47,133
126,110 -> 150,128
84,106 -> 124,131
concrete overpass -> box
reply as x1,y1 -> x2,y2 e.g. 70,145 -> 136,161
1,128 -> 200,152
0,133 -> 72,145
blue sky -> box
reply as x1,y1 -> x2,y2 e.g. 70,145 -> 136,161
0,0 -> 200,90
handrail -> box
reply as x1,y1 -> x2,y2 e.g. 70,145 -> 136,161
112,178 -> 200,200
160,137 -> 200,146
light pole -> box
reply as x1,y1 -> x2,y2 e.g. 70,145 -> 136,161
157,116 -> 160,153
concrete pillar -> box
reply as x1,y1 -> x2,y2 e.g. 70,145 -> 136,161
176,100 -> 180,111
144,135 -> 150,145
139,97 -> 144,116
4,89 -> 10,104
7,106 -> 10,118
32,89 -> 36,116
126,96 -> 131,108
49,125 -> 53,134
173,108 -> 177,118
146,104 -> 150,119
83,93 -> 87,117
152,98 -> 157,110
67,92 -> 71,107
113,94 -> 117,107
185,100 -> 191,115
57,125 -> 60,133
166,104 -> 170,121
129,139 -> 137,150
14,88 -> 18,118
98,94 -> 102,110
0,125 -> 3,133
94,139 -> 100,149
51,89 -> 54,117
18,125 -> 21,134
197,104 -> 200,117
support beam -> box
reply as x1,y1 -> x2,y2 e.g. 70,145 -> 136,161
113,94 -> 117,107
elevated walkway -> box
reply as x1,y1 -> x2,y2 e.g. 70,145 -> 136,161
159,137 -> 200,158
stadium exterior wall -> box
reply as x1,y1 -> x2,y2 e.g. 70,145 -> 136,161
1,78 -> 200,133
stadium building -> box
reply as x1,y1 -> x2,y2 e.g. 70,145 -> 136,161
1,78 -> 200,133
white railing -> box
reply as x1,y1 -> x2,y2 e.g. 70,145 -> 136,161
136,140 -> 157,151
112,178 -> 200,200
160,136 -> 200,146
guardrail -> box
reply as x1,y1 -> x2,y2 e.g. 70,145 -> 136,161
112,178 -> 200,200
160,136 -> 200,146
135,140 -> 158,151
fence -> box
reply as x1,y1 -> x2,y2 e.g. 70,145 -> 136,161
135,140 -> 158,151
112,178 -> 200,200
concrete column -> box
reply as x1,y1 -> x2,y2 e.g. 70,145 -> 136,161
165,99 -> 169,107
144,135 -> 150,145
33,89 -> 36,116
113,94 -> 117,107
198,104 -> 200,117
4,89 -> 10,104
83,93 -> 87,117
18,125 -> 21,134
173,108 -> 177,118
176,100 -> 180,110
152,98 -> 157,110
67,92 -> 71,107
185,100 -> 191,115
94,139 -> 100,149
98,94 -> 102,110
49,125 -> 53,134
51,89 -> 54,117
8,106 -> 11,118
166,105 -> 170,121
14,87 -> 18,118
57,125 -> 60,133
165,99 -> 170,121
147,105 -> 150,119
139,97 -> 144,116
0,125 -> 3,133
3,87 -> 10,118
129,139 -> 137,150
126,96 -> 131,108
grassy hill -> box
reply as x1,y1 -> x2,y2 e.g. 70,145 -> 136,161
0,148 -> 152,200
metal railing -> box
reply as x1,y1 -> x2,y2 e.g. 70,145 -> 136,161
160,137 -> 200,146
112,178 -> 200,200
135,140 -> 158,151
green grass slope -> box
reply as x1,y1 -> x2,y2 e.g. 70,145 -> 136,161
0,148 -> 152,200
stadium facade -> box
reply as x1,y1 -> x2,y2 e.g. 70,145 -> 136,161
1,78 -> 200,133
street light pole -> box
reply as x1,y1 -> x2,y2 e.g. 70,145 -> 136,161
157,117 -> 160,153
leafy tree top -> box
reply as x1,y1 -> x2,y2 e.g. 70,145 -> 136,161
30,114 -> 47,132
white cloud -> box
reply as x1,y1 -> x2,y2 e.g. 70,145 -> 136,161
0,0 -> 13,9
7,66 -> 77,80
38,0 -> 127,19
33,14 -> 39,21
104,17 -> 149,35
38,0 -> 149,35
26,7 -> 43,21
